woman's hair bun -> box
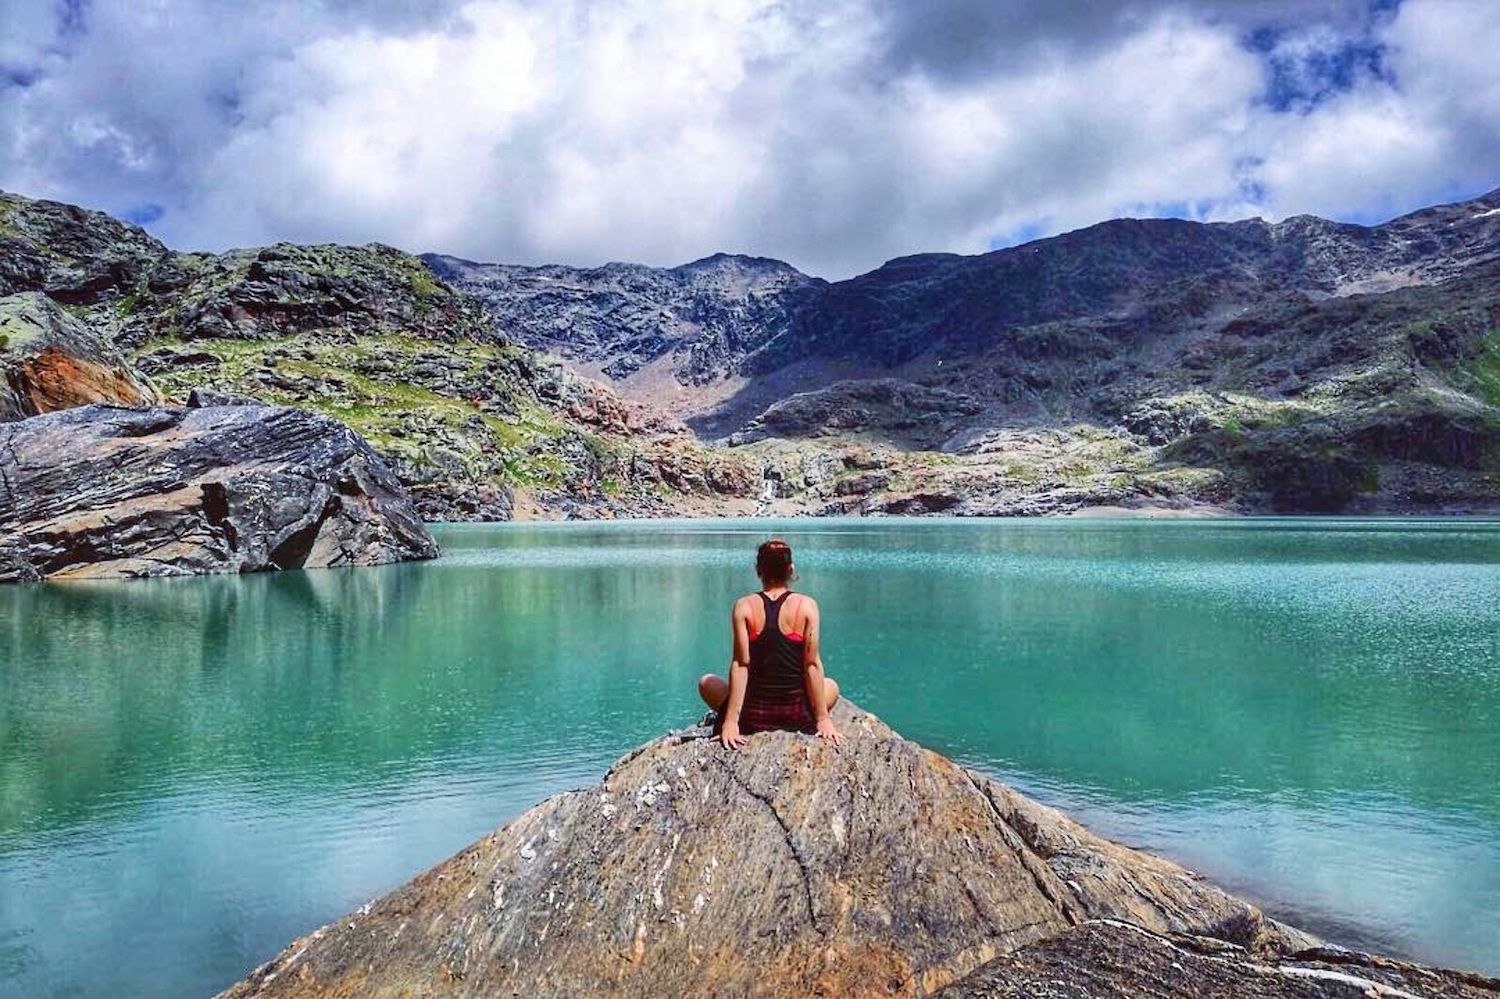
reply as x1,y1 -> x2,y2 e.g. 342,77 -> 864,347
756,538 -> 794,584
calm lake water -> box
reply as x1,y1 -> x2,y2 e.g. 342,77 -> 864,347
2,518 -> 1498,996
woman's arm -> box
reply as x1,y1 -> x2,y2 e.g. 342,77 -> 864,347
801,599 -> 843,746
720,599 -> 751,749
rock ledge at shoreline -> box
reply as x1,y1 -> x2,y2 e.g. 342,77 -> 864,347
220,703 -> 1500,998
0,403 -> 438,582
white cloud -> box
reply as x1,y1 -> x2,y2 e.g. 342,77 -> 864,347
0,0 -> 1496,278
1252,0 -> 1500,222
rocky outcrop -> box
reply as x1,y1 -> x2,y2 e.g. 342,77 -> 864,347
113,241 -> 495,350
0,191 -> 170,304
0,403 -> 438,582
730,378 -> 984,448
216,703 -> 1478,998
1,189 -> 742,521
1,291 -> 159,420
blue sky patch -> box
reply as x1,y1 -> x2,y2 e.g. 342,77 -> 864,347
57,0 -> 88,37
1263,39 -> 1391,113
987,222 -> 1048,251
1247,1 -> 1401,114
123,203 -> 165,225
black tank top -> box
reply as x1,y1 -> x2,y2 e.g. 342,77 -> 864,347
747,591 -> 806,699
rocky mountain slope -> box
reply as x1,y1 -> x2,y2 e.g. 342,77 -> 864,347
221,704 -> 1495,998
1,191 -> 759,520
440,187 -> 1500,515
4,186 -> 1496,519
755,192 -> 1500,373
423,251 -> 820,385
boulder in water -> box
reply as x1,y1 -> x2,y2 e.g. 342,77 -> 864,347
224,704 -> 1471,998
0,403 -> 438,582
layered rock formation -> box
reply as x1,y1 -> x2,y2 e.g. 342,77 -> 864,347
0,402 -> 437,582
937,921 -> 1499,998
220,703 -> 1491,998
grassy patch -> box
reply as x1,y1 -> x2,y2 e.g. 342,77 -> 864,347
1463,332 -> 1500,406
1139,466 -> 1229,501
405,260 -> 446,300
116,289 -> 147,317
1001,463 -> 1044,483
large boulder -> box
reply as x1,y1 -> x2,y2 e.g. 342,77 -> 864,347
218,704 -> 1439,999
0,291 -> 160,420
0,402 -> 438,582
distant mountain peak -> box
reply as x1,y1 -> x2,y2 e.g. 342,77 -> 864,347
673,251 -> 805,274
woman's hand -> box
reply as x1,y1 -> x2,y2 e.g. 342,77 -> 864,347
720,721 -> 748,750
815,716 -> 843,748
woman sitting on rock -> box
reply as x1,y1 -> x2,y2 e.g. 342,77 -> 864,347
698,539 -> 843,749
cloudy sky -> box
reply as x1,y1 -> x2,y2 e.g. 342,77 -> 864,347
2,0 -> 1497,278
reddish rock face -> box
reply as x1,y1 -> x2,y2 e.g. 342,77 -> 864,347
10,346 -> 157,415
1,290 -> 161,422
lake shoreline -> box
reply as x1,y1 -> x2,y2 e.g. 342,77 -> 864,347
429,507 -> 1500,525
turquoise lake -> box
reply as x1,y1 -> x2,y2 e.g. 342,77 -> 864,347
1,518 -> 1498,996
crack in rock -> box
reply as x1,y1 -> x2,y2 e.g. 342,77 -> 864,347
960,768 -> 1082,927
712,756 -> 827,937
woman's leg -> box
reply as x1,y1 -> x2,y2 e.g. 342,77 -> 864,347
698,674 -> 728,712
822,676 -> 840,712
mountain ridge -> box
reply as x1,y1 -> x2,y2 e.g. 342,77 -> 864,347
426,184 -> 1497,517
432,185 -> 1500,388
3,184 -> 1497,518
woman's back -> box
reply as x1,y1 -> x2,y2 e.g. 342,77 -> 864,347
746,590 -> 810,699
697,539 -> 842,747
